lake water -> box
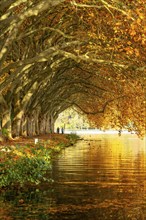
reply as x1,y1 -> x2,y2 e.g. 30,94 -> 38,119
0,134 -> 146,220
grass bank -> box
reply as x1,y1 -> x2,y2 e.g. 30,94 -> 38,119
0,133 -> 80,191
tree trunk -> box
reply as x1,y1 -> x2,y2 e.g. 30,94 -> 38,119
32,116 -> 36,136
12,110 -> 24,137
27,116 -> 33,136
0,94 -> 12,139
2,108 -> 12,139
12,87 -> 22,137
34,115 -> 39,135
45,114 -> 51,134
20,115 -> 28,137
38,115 -> 45,134
41,116 -> 46,134
50,115 -> 55,133
28,115 -> 36,136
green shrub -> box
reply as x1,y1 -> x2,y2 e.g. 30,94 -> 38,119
0,156 -> 52,188
0,144 -> 53,188
0,134 -> 80,189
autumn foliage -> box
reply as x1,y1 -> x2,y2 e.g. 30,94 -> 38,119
0,0 -> 145,138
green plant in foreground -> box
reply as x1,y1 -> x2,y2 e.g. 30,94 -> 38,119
0,135 -> 80,189
0,156 -> 52,188
0,144 -> 53,188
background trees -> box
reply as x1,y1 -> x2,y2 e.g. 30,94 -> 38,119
0,0 -> 145,139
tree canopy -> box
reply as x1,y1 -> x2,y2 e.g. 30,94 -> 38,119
0,0 -> 145,138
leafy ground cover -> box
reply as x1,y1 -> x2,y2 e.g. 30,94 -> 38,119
0,134 -> 79,190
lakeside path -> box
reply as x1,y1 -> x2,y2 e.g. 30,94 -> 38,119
0,134 -> 70,148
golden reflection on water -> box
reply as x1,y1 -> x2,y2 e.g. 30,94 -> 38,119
59,134 -> 146,174
55,134 -> 146,219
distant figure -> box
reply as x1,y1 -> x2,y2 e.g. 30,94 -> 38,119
57,127 -> 60,134
118,130 -> 121,136
61,127 -> 64,134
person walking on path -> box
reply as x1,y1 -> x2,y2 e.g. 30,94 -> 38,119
57,127 -> 60,134
61,127 -> 64,134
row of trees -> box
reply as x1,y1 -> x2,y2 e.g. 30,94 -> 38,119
0,0 -> 145,139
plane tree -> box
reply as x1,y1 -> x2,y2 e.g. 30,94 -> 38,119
0,0 -> 145,139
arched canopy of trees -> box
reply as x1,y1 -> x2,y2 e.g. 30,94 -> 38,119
0,0 -> 145,139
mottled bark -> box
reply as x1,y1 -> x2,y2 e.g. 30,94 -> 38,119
20,115 -> 28,137
2,107 -> 12,139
